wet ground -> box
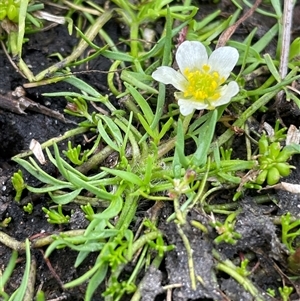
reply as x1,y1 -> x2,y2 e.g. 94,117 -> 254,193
1,1 -> 300,301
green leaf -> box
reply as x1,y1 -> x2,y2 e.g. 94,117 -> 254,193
17,0 -> 29,57
191,110 -> 218,167
50,189 -> 82,205
101,167 -> 144,186
13,157 -> 71,187
158,117 -> 173,140
26,184 -> 74,194
264,53 -> 281,82
150,7 -> 173,131
97,119 -> 119,151
93,195 -> 123,220
173,119 -> 188,177
64,76 -> 102,98
125,82 -> 154,124
13,239 -> 31,300
122,70 -> 158,94
46,147 -> 89,181
0,251 -> 18,290
85,263 -> 109,301
137,113 -> 155,137
98,115 -> 123,146
289,37 -> 300,61
252,24 -> 279,54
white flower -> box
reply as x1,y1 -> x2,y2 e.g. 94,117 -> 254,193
152,41 -> 240,116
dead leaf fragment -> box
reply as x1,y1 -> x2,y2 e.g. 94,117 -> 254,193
269,182 -> 300,194
29,139 -> 46,165
286,125 -> 300,145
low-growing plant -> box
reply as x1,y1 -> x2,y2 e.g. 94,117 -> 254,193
5,0 -> 300,300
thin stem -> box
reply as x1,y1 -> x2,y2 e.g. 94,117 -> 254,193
158,112 -> 194,158
176,224 -> 197,290
35,11 -> 113,81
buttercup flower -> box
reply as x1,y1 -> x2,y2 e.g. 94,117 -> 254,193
152,41 -> 239,116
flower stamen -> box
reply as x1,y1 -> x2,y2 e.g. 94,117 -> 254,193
183,65 -> 225,104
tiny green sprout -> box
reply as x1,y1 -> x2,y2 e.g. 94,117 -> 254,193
64,96 -> 92,121
103,278 -> 136,299
280,212 -> 300,254
63,141 -> 88,165
211,212 -> 242,245
270,120 -> 287,143
236,258 -> 251,277
23,203 -> 33,214
80,203 -> 95,221
0,217 -> 12,227
102,242 -> 128,273
266,288 -> 276,297
220,147 -> 233,161
42,204 -> 70,224
279,286 -> 293,301
254,133 -> 295,186
11,169 -> 25,202
148,234 -> 175,257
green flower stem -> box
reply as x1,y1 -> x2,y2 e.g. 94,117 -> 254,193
189,158 -> 211,208
213,249 -> 266,301
35,10 -> 113,81
150,8 -> 173,130
158,112 -> 194,158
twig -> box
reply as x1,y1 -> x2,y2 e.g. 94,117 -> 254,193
216,0 -> 262,48
275,0 -> 295,103
0,40 -> 26,78
279,0 -> 295,80
39,249 -> 64,288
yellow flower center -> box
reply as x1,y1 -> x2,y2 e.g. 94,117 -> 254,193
183,65 -> 225,102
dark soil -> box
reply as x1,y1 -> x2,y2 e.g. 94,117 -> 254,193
1,1 -> 300,301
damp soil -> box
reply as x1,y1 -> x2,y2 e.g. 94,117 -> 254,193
1,1 -> 300,301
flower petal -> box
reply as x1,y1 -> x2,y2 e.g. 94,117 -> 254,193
178,97 -> 208,116
209,81 -> 239,107
208,47 -> 239,79
152,66 -> 187,91
176,41 -> 208,74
